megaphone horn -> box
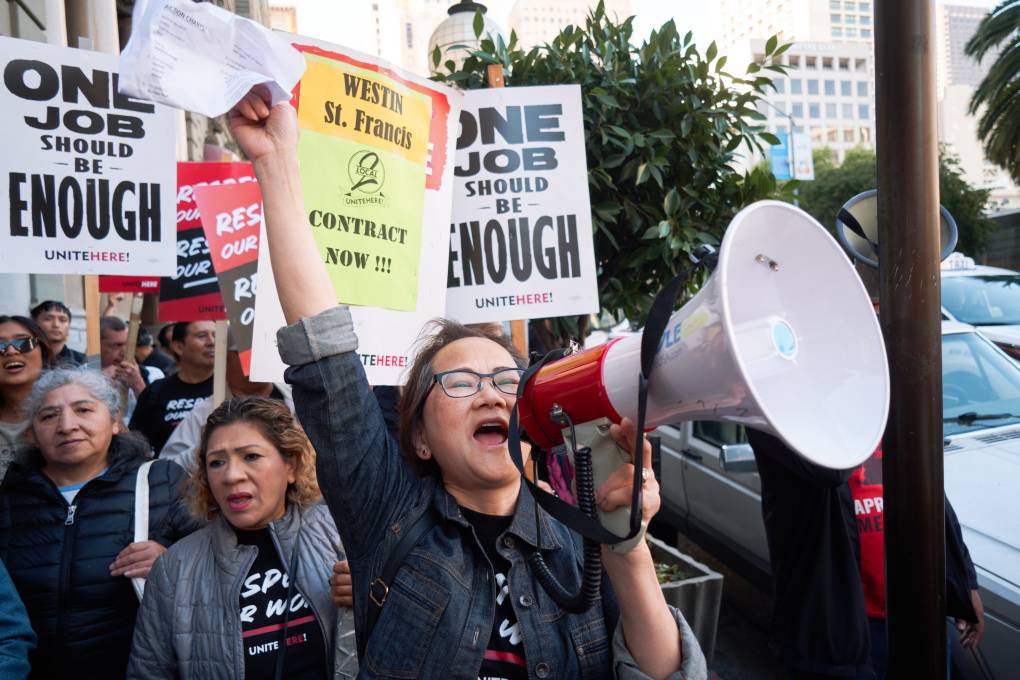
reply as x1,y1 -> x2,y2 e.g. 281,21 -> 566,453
519,200 -> 890,471
835,188 -> 959,268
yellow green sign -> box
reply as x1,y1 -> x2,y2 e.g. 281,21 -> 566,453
296,51 -> 432,310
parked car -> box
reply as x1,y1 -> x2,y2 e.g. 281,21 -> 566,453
655,322 -> 1020,678
941,252 -> 1020,360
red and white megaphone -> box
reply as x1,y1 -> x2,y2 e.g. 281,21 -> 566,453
519,200 -> 890,471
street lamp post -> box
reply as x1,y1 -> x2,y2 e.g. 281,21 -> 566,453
760,98 -> 800,205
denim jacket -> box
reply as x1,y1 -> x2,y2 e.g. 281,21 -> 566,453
278,306 -> 707,680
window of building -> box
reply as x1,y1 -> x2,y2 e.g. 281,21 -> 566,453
831,13 -> 842,23
839,58 -> 850,71
845,27 -> 857,37
405,23 -> 413,49
857,80 -> 868,97
794,125 -> 806,133
774,100 -> 787,113
774,78 -> 785,94
809,102 -> 821,119
826,102 -> 837,118
844,1 -> 856,9
844,14 -> 856,24
806,56 -> 818,69
777,124 -> 789,134
830,0 -> 841,8
861,29 -> 872,38
791,78 -> 803,94
860,15 -> 871,25
838,80 -> 850,96
808,79 -> 819,95
827,127 -> 838,142
832,27 -> 844,37
824,79 -> 836,95
811,126 -> 823,143
859,126 -> 871,142
791,102 -> 804,118
843,128 -> 855,142
859,103 -> 870,119
842,103 -> 854,118
822,57 -> 833,70
855,58 -> 867,71
859,2 -> 871,11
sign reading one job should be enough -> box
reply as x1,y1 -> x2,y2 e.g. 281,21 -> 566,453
0,37 -> 176,276
445,84 -> 599,324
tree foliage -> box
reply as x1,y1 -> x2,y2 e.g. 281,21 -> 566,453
798,147 -> 997,256
965,1 -> 1020,184
432,2 -> 791,320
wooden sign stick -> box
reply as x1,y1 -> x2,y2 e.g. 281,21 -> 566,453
485,63 -> 529,358
212,319 -> 229,408
118,293 -> 145,410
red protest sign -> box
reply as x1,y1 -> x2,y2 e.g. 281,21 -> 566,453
98,276 -> 161,293
158,162 -> 257,321
194,181 -> 263,375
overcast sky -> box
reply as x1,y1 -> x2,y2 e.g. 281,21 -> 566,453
287,0 -> 1001,57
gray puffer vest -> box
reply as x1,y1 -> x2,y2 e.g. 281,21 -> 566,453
126,502 -> 357,679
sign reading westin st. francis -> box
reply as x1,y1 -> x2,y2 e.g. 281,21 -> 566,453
0,36 -> 176,275
250,36 -> 460,386
445,85 -> 599,324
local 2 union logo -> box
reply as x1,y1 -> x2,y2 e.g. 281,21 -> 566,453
344,150 -> 386,206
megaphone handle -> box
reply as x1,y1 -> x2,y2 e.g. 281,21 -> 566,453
566,419 -> 647,554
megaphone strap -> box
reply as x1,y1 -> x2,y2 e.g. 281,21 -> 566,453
838,207 -> 879,258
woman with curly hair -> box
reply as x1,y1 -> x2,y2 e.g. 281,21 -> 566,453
127,396 -> 356,680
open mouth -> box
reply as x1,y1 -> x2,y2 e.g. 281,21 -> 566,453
473,421 -> 509,446
2,360 -> 26,372
226,492 -> 253,511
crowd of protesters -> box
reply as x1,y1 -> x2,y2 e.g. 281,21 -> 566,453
0,86 -> 987,680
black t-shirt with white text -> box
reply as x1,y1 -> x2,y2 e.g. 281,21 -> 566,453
461,507 -> 527,680
235,527 -> 327,680
129,373 -> 212,453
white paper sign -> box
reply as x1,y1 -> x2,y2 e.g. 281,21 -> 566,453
119,0 -> 306,118
444,85 -> 599,324
0,37 -> 177,275
250,37 -> 460,386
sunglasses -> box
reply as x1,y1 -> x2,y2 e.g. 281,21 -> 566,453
0,337 -> 40,354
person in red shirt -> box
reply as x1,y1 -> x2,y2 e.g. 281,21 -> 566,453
849,445 -> 985,678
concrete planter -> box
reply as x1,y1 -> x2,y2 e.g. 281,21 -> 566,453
648,535 -> 724,664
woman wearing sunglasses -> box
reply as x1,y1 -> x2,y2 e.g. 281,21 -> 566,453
227,91 -> 706,679
0,315 -> 53,480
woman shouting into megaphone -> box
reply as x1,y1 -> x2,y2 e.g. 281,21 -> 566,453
228,88 -> 706,680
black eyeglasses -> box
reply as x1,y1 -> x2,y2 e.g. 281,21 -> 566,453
426,369 -> 525,400
0,337 -> 40,354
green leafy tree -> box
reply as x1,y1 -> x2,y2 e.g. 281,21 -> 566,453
965,1 -> 1020,184
798,147 -> 996,255
433,3 -> 791,320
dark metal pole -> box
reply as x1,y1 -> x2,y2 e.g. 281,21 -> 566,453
875,0 -> 946,676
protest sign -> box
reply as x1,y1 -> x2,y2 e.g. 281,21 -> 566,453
250,37 -> 460,385
0,37 -> 176,275
292,43 -> 443,312
159,162 -> 256,321
194,181 -> 262,375
98,275 -> 160,293
119,0 -> 305,118
444,85 -> 599,324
